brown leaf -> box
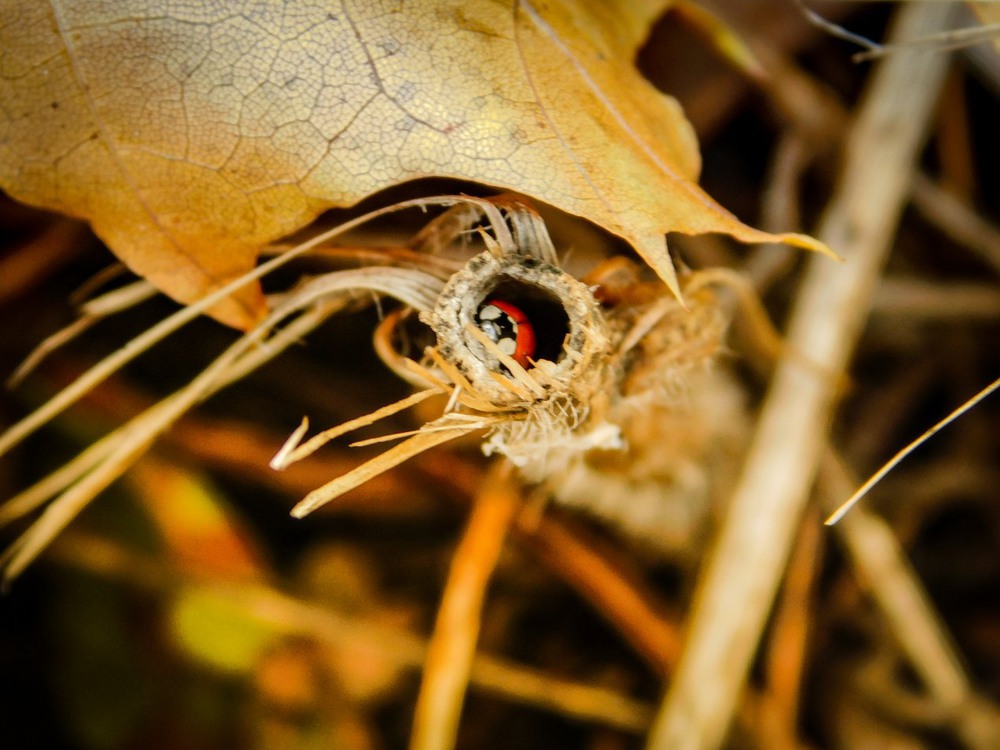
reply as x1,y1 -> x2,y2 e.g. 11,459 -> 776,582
0,1 -> 828,328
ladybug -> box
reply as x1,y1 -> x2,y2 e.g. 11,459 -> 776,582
475,298 -> 536,369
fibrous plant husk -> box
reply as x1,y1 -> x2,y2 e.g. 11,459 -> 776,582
272,197 -> 746,557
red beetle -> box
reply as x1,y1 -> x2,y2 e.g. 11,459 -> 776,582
475,298 -> 536,369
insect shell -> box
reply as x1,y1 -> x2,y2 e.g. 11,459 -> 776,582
475,298 -> 536,369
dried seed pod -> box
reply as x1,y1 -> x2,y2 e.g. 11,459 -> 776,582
425,249 -> 610,407
277,196 -> 748,554
421,245 -> 625,480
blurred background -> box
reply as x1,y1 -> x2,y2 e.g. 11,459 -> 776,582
2,1 -> 1000,748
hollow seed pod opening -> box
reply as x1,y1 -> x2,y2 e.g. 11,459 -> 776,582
425,250 -> 611,410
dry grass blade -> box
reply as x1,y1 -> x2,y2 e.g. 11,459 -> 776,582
646,5 -> 958,749
424,349 -> 502,413
853,23 -> 1000,62
349,415 -> 490,448
795,0 -> 884,56
0,425 -> 121,526
289,425 -> 483,519
0,399 -> 179,583
1,261 -> 458,577
464,324 -> 546,398
7,279 -> 156,387
796,0 -> 998,62
270,389 -> 442,470
0,196 -> 508,457
410,462 -> 519,750
78,278 -> 158,316
290,266 -> 445,313
821,451 -> 1000,747
1,296 -> 344,582
2,289 -> 346,530
826,375 -> 1000,525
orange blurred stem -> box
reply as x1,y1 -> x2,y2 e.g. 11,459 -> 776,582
409,460 -> 519,750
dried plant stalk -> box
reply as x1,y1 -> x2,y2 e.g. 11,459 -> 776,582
8,279 -> 157,387
647,4 -> 958,749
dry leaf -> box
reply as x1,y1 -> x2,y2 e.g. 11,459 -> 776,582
0,1 -> 827,327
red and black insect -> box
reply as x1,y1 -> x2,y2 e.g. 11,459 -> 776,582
475,298 -> 536,369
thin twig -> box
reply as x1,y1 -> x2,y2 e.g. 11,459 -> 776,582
288,419 -> 482,519
911,172 -> 1000,277
871,278 -> 1000,321
271,388 -> 442,469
